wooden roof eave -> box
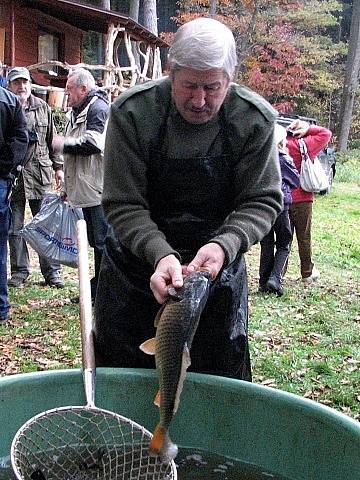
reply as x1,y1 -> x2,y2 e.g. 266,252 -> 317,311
21,0 -> 169,48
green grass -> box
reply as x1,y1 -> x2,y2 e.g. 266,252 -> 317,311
0,272 -> 82,374
0,172 -> 359,421
335,149 -> 360,184
247,175 -> 360,420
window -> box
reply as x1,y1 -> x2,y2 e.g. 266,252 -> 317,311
38,30 -> 60,74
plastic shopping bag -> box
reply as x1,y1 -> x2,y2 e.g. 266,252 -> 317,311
21,193 -> 83,268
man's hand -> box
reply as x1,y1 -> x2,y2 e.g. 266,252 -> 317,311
54,169 -> 64,190
150,254 -> 183,304
52,135 -> 65,153
186,242 -> 225,280
287,120 -> 309,139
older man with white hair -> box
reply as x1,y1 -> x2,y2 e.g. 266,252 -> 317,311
53,68 -> 109,302
94,18 -> 282,380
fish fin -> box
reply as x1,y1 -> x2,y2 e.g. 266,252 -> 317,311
183,344 -> 192,369
139,338 -> 156,355
154,304 -> 166,327
154,390 -> 161,407
150,424 -> 178,461
173,345 -> 191,414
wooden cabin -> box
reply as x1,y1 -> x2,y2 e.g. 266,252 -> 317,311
0,0 -> 169,105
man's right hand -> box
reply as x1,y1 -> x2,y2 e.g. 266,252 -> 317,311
150,254 -> 183,304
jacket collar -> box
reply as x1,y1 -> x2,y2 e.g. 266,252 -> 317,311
26,94 -> 43,111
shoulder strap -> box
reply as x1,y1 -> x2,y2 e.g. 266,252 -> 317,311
298,138 -> 309,162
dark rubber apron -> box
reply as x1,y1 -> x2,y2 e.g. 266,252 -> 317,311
94,108 -> 252,381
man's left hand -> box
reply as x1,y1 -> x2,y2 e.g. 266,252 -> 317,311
150,254 -> 183,304
186,242 -> 225,279
55,169 -> 64,190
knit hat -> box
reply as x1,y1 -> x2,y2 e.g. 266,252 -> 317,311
7,66 -> 31,83
274,124 -> 287,146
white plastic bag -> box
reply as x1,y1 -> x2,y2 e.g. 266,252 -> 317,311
299,139 -> 329,193
21,193 -> 83,268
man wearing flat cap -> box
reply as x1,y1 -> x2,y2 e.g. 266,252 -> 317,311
7,67 -> 64,288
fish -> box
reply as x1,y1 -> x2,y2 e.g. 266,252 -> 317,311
140,268 -> 212,461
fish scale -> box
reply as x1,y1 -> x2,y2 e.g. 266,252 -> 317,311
156,297 -> 194,427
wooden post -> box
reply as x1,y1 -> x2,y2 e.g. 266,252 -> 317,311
138,42 -> 150,80
124,32 -> 138,87
104,24 -> 117,101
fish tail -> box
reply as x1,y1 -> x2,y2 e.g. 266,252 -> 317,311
149,424 -> 178,461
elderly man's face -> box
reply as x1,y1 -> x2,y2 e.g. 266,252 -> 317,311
170,67 -> 230,124
65,75 -> 88,108
8,78 -> 31,103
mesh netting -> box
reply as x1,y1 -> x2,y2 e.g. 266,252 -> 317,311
11,406 -> 176,480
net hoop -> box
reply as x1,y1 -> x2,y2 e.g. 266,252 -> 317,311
11,405 -> 177,480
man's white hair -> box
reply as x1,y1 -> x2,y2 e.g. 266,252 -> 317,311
68,67 -> 96,90
168,17 -> 237,80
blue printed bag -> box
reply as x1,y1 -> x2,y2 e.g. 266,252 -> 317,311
21,193 -> 83,268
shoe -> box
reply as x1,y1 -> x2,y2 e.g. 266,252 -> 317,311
258,284 -> 269,294
302,267 -> 320,283
45,277 -> 65,289
266,275 -> 284,297
8,275 -> 28,287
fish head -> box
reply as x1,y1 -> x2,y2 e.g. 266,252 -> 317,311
181,269 -> 212,303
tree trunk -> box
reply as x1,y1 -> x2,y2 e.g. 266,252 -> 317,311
99,0 -> 111,9
143,0 -> 161,78
129,0 -> 141,72
143,0 -> 158,35
129,0 -> 140,21
209,0 -> 217,17
337,0 -> 360,152
97,1 -> 111,73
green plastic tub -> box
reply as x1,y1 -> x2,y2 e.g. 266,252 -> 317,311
0,368 -> 359,479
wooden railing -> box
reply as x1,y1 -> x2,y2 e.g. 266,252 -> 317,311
28,23 -> 165,108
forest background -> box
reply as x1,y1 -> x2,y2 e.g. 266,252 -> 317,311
83,0 -> 359,153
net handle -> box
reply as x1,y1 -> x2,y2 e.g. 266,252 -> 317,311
77,219 -> 96,407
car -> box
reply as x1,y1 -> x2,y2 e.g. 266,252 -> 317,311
276,114 -> 336,194
317,145 -> 336,194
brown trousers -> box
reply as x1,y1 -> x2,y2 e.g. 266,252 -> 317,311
288,201 -> 314,278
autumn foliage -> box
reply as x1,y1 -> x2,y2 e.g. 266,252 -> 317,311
168,0 -> 332,114
245,25 -> 309,113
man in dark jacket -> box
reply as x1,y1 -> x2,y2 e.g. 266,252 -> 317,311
0,86 -> 28,321
7,67 -> 64,288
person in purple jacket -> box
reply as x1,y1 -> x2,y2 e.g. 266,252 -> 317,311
259,124 -> 300,296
